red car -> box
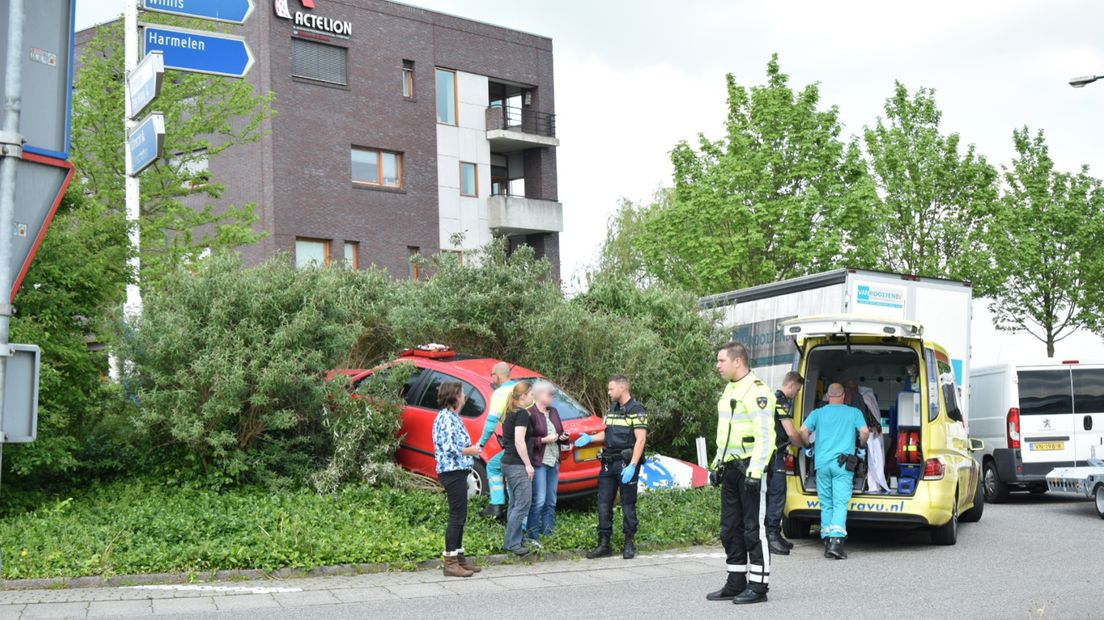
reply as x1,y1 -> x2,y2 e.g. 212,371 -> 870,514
335,346 -> 606,498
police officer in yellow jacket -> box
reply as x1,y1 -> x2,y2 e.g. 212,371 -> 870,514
706,341 -> 776,606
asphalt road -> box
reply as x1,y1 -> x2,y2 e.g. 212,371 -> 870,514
2,492 -> 1101,619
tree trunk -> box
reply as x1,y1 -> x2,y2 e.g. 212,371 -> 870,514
1047,333 -> 1055,358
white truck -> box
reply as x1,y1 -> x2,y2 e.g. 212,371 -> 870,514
701,268 -> 974,420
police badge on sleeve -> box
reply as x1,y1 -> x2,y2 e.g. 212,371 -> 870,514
756,396 -> 768,409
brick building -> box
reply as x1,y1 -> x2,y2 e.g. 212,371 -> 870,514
79,0 -> 562,277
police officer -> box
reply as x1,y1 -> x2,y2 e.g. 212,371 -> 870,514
706,342 -> 775,606
766,371 -> 805,555
575,375 -> 647,560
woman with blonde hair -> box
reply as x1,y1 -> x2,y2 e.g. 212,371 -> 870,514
499,381 -> 536,556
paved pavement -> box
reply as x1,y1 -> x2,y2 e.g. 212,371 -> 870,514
0,492 -> 1100,619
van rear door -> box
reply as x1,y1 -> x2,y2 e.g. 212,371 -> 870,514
1016,369 -> 1077,472
1072,367 -> 1104,463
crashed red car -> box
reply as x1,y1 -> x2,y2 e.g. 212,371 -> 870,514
334,347 -> 605,498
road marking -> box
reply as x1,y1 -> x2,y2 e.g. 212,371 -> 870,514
125,584 -> 303,594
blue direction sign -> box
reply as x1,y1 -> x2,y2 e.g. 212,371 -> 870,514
142,25 -> 255,79
141,0 -> 255,25
126,113 -> 166,176
127,51 -> 164,119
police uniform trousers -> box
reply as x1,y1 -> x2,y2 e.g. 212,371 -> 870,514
596,455 -> 638,537
720,458 -> 771,592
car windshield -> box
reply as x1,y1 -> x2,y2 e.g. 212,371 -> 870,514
518,378 -> 592,421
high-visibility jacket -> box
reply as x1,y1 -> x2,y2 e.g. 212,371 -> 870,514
714,371 -> 776,479
478,381 -> 516,446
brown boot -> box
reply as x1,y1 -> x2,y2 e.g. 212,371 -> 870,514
442,553 -> 473,578
457,548 -> 481,573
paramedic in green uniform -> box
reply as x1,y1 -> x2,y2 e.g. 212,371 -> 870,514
799,382 -> 870,560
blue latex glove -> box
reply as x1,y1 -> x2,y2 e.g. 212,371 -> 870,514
857,448 -> 867,459
621,464 -> 637,485
574,433 -> 594,448
802,446 -> 814,458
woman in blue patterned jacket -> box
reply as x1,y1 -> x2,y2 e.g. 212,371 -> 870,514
433,381 -> 482,578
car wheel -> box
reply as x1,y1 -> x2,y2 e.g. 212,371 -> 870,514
931,498 -> 958,546
983,460 -> 1010,504
781,515 -> 811,539
1095,484 -> 1104,520
960,476 -> 985,523
469,460 -> 489,499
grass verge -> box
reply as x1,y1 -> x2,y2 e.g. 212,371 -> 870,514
0,478 -> 721,580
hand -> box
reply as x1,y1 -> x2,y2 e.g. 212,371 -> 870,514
709,469 -> 721,487
857,448 -> 867,459
544,432 -> 558,445
743,475 -> 761,493
574,433 -> 593,448
620,464 -> 637,485
558,432 -> 570,442
526,465 -> 534,480
462,445 -> 481,456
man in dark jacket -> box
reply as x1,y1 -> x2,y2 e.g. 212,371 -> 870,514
766,371 -> 805,555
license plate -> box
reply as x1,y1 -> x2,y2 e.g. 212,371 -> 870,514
1030,442 -> 1064,451
574,446 -> 599,462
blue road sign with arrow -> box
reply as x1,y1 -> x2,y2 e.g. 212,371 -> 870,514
142,24 -> 255,79
127,113 -> 165,176
141,0 -> 255,25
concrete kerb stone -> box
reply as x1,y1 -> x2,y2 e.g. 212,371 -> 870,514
0,544 -> 702,592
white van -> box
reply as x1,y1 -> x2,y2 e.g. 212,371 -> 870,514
970,362 -> 1104,502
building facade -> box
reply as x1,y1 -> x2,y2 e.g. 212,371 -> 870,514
80,0 -> 562,278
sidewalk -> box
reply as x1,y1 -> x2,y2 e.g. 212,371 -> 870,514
0,546 -> 734,618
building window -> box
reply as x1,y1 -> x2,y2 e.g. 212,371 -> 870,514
408,246 -> 421,280
351,147 -> 403,188
295,238 -> 331,268
402,60 -> 415,99
292,38 -> 348,86
343,242 -> 358,269
442,249 -> 465,266
435,68 -> 456,125
460,162 -> 478,197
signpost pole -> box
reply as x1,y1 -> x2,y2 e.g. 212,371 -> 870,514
124,0 -> 142,318
0,0 -> 27,489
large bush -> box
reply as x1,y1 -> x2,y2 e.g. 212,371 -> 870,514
118,254 -> 397,487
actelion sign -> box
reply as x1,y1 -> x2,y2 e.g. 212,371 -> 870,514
275,0 -> 352,37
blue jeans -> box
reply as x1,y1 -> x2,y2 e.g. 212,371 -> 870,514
502,463 -> 532,551
817,459 -> 854,538
527,462 -> 559,541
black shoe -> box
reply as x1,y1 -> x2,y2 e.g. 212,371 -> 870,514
826,538 -> 848,560
705,574 -> 747,601
586,535 -> 612,559
767,529 -> 794,550
733,588 -> 768,605
622,536 -> 636,559
481,504 -> 505,520
767,531 -> 790,556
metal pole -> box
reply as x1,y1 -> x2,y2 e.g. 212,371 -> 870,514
0,0 -> 27,491
124,0 -> 142,318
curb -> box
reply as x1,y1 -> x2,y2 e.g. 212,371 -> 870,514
0,544 -> 692,591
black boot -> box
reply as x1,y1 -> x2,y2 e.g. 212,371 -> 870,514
826,538 -> 848,560
706,573 -> 746,601
733,588 -> 768,605
586,535 -> 612,559
767,530 -> 790,556
480,503 -> 504,520
823,538 -> 832,558
622,535 -> 636,559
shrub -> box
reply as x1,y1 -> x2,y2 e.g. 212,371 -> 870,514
117,254 -> 397,487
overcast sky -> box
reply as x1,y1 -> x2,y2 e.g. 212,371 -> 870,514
76,1 -> 1104,362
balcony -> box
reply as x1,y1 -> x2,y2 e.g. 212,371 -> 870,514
486,106 -> 559,152
488,195 -> 563,235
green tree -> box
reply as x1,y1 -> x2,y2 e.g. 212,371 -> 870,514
71,18 -> 275,287
633,55 -> 880,295
863,82 -> 1001,289
595,195 -> 664,286
5,189 -> 130,479
989,128 -> 1104,357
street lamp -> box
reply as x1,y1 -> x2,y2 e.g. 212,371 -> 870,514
1069,75 -> 1103,88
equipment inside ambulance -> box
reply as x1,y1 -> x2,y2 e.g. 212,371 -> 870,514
780,316 -> 985,545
